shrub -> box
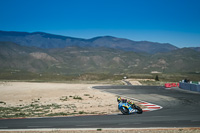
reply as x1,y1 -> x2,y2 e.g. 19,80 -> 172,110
73,96 -> 82,100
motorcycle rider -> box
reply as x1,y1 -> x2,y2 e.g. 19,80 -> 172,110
117,97 -> 122,103
117,97 -> 127,103
127,100 -> 135,108
117,97 -> 143,114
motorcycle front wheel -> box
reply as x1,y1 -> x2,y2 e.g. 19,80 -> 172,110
135,106 -> 143,114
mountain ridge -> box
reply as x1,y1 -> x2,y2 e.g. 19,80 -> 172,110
0,31 -> 199,76
0,30 -> 178,54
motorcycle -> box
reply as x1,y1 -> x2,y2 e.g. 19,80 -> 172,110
118,99 -> 143,115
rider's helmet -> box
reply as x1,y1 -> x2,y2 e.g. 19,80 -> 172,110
127,100 -> 132,105
117,97 -> 121,102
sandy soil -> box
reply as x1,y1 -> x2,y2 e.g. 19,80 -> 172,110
125,79 -> 142,85
0,82 -> 122,117
1,128 -> 200,133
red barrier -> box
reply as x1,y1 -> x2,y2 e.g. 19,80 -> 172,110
165,83 -> 171,88
171,83 -> 177,87
177,83 -> 179,87
165,83 -> 179,88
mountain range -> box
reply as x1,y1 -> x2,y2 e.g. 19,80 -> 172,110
0,31 -> 200,76
0,30 -> 179,54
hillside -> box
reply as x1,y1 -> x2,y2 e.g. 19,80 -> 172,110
189,47 -> 200,52
0,42 -> 200,76
0,30 -> 178,54
0,42 -> 57,73
149,48 -> 200,73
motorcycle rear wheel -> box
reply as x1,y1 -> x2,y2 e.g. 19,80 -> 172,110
120,107 -> 129,115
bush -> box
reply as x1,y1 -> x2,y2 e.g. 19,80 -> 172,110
155,75 -> 159,81
73,96 -> 82,100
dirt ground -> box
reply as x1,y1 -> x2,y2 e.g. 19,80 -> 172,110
1,128 -> 200,133
125,79 -> 142,85
0,82 -> 126,118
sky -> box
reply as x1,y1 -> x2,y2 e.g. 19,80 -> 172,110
0,0 -> 200,48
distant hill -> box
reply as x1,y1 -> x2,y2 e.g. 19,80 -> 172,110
0,42 -> 199,75
0,42 -> 57,72
149,48 -> 200,73
0,30 -> 178,54
189,47 -> 200,52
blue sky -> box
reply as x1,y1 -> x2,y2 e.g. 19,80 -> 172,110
0,0 -> 200,47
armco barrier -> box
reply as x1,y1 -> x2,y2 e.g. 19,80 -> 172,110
190,84 -> 197,92
179,82 -> 183,88
197,85 -> 200,92
179,82 -> 200,92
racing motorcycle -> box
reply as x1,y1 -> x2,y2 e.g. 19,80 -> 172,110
118,98 -> 143,115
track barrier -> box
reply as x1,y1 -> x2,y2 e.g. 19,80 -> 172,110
179,82 -> 200,92
171,83 -> 177,87
165,82 -> 200,92
165,83 -> 171,88
165,83 -> 180,88
177,83 -> 179,87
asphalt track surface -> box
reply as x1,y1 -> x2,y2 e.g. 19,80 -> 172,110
0,85 -> 200,129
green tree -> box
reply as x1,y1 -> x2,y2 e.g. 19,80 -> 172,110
155,75 -> 159,81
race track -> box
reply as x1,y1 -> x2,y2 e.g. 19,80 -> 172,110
0,85 -> 200,129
